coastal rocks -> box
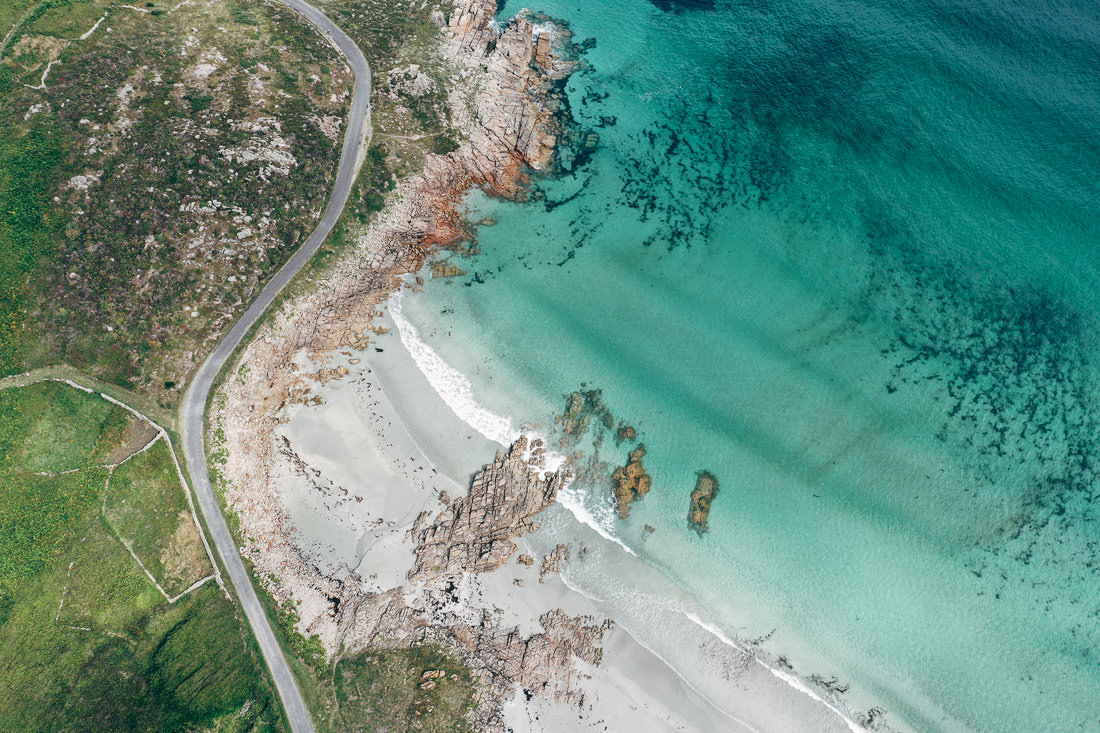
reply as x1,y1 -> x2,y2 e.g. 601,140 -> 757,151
558,389 -> 614,441
443,0 -> 575,190
408,436 -> 570,584
687,470 -> 719,534
615,422 -> 637,444
540,544 -> 570,580
534,33 -> 553,67
213,0 -> 597,726
430,260 -> 467,278
450,610 -> 612,710
611,445 -> 652,518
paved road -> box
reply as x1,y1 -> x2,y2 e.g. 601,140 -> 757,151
180,3 -> 370,731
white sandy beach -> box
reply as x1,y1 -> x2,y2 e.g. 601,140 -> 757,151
266,300 -> 859,733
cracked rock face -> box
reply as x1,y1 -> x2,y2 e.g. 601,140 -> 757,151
409,436 -> 568,585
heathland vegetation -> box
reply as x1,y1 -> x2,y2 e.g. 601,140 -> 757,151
0,0 -> 351,396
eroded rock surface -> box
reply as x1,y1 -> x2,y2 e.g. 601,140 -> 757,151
409,436 -> 568,584
452,609 -> 612,713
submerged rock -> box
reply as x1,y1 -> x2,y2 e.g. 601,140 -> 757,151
430,260 -> 467,278
687,470 -> 719,534
614,421 -> 636,444
558,388 -> 615,441
611,444 -> 651,518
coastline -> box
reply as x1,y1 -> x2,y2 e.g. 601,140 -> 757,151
246,318 -> 860,731
210,0 -> 873,729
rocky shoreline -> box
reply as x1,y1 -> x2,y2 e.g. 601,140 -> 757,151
213,1 -> 612,727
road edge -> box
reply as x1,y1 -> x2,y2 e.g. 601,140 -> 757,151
179,3 -> 371,731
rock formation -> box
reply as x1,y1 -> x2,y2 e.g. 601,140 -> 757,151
615,421 -> 637,444
611,445 -> 652,518
558,388 -> 615,441
408,436 -> 569,584
450,609 -> 613,719
540,544 -> 570,580
687,470 -> 720,534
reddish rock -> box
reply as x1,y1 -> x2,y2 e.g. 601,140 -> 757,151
611,445 -> 651,518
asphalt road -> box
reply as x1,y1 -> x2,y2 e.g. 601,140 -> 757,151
180,3 -> 370,731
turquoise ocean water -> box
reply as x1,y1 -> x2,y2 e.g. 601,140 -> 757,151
396,0 -> 1100,728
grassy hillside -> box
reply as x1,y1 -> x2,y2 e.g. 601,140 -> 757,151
0,380 -> 285,732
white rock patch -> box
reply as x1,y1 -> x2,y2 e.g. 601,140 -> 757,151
217,117 -> 296,180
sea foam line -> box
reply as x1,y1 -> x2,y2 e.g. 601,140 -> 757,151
683,612 -> 865,733
389,288 -> 638,559
390,288 -> 519,446
552,571 -> 763,733
557,484 -> 639,557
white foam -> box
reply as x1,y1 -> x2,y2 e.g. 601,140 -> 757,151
389,287 -> 865,733
683,612 -> 866,733
557,483 -> 638,557
390,289 -> 519,447
389,288 -> 637,554
551,571 -> 762,733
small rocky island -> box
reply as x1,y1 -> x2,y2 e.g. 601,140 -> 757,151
687,470 -> 720,534
611,445 -> 652,518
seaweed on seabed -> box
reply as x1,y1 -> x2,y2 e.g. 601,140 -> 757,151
648,0 -> 716,12
687,470 -> 719,534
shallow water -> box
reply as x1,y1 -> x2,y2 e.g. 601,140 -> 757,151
396,0 -> 1100,728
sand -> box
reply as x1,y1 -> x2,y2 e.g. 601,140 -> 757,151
271,306 -> 857,732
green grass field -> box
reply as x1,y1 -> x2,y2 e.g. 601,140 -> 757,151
331,645 -> 478,733
105,438 -> 213,597
0,381 -> 285,732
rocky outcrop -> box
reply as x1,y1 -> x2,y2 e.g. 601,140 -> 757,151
430,260 -> 467,278
687,470 -> 720,534
558,389 -> 614,441
611,445 -> 652,518
615,422 -> 637,443
451,610 -> 612,715
213,0 -> 599,728
540,544 -> 570,580
409,435 -> 569,584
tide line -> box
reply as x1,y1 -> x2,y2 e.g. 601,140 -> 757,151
682,611 -> 866,733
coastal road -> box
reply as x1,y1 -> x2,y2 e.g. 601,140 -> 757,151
179,2 -> 371,731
